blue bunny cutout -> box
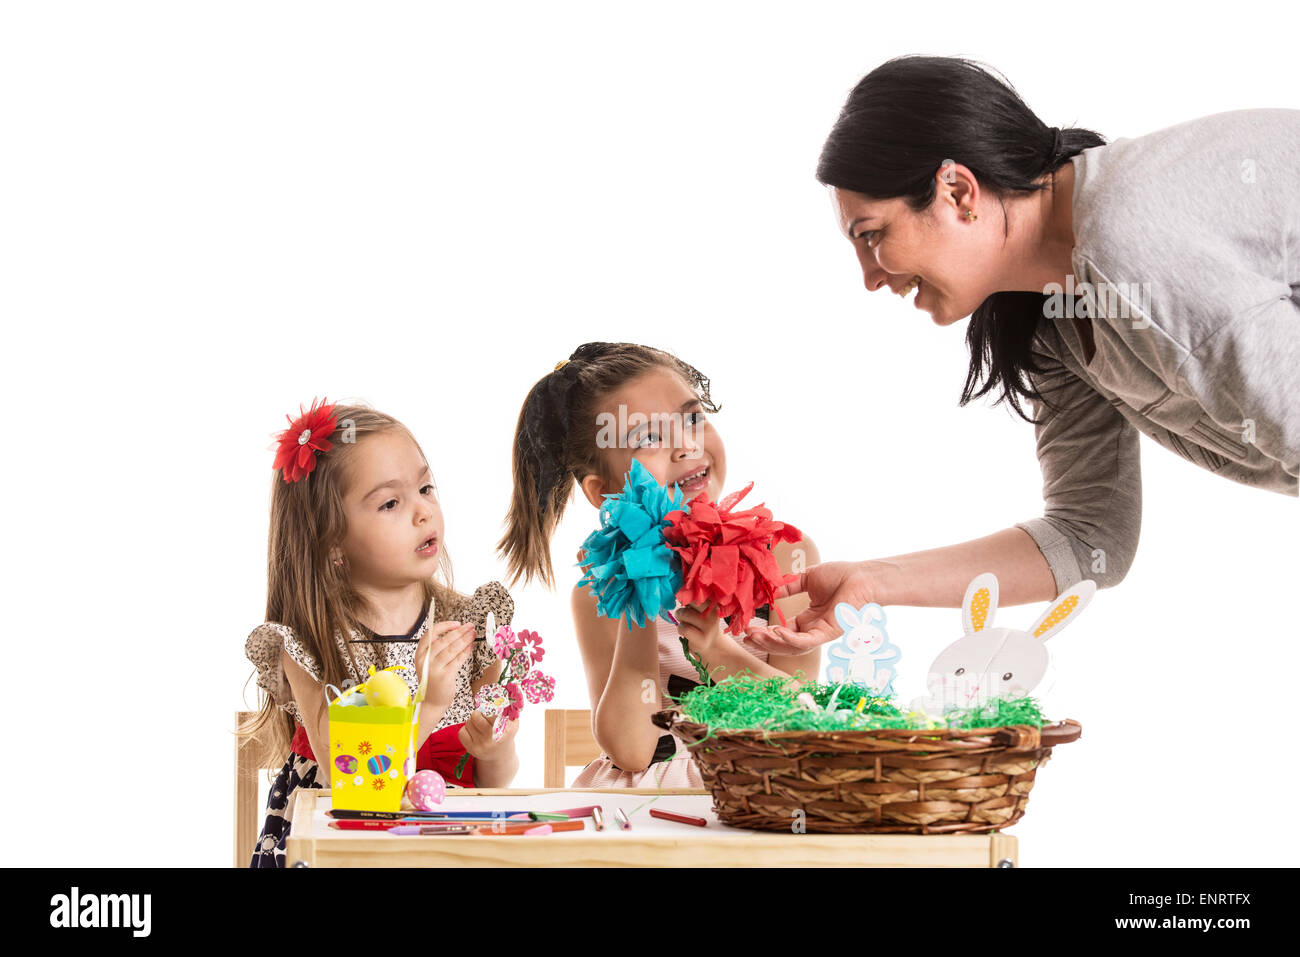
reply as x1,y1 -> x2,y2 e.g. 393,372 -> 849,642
824,601 -> 901,695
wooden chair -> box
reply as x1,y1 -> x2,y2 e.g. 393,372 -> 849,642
543,709 -> 602,787
234,710 -> 282,868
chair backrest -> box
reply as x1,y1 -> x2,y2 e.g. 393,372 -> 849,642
543,709 -> 602,788
235,710 -> 281,868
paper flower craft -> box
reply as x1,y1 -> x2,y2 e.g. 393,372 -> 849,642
272,397 -> 338,483
578,460 -> 803,679
663,479 -> 803,637
454,625 -> 555,776
577,460 -> 685,629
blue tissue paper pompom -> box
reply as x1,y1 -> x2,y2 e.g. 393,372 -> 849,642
577,460 -> 684,629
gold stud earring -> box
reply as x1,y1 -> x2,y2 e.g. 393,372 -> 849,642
965,209 -> 978,222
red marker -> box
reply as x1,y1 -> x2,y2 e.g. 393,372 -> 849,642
649,808 -> 708,827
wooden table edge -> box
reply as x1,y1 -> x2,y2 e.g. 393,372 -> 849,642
286,788 -> 1020,868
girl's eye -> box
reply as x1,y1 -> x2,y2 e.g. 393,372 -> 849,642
379,499 -> 398,511
857,229 -> 882,247
420,484 -> 435,495
634,431 -> 661,449
685,411 -> 706,426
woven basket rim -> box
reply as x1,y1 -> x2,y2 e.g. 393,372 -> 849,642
652,708 -> 1081,751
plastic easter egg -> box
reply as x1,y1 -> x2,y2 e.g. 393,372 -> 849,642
406,770 -> 446,810
366,754 -> 391,775
366,670 -> 410,708
335,754 -> 359,775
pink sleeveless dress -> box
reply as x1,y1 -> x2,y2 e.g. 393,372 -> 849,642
570,616 -> 770,789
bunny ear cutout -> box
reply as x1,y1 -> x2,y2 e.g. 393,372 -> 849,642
1029,579 -> 1097,642
834,602 -> 863,634
962,573 -> 999,634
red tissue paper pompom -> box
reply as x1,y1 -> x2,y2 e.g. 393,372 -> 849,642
663,483 -> 802,636
272,397 -> 338,483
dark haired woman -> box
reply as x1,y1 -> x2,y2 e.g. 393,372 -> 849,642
749,55 -> 1299,652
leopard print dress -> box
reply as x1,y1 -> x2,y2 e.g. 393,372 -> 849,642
243,581 -> 514,868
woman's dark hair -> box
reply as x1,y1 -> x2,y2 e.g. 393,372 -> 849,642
817,55 -> 1106,421
498,342 -> 719,588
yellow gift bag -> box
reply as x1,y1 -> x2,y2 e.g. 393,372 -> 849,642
328,666 -> 419,812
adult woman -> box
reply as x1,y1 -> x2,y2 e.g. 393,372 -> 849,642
749,55 -> 1299,652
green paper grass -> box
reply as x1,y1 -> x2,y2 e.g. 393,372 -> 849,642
672,674 -> 1047,732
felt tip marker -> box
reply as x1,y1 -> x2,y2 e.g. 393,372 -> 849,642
649,808 -> 708,827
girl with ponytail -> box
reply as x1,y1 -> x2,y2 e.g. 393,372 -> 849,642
500,343 -> 822,786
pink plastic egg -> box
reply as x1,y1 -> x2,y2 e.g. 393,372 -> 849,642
406,770 -> 446,811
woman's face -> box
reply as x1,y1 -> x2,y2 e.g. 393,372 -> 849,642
830,173 -> 992,326
582,367 -> 726,506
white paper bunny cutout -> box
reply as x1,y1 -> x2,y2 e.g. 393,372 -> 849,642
825,601 -> 900,694
910,572 -> 1095,715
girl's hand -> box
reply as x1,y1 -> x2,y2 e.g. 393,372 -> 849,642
415,621 -> 476,716
676,602 -> 726,658
458,709 -> 519,760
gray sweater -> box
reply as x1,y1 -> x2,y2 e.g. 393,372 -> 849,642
1015,109 -> 1300,591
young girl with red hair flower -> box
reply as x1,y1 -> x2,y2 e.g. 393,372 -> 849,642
498,343 -> 822,788
241,399 -> 519,867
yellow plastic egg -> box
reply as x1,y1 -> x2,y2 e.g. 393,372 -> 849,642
366,670 -> 410,708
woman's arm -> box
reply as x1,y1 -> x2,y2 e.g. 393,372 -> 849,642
746,527 -> 1057,653
281,649 -> 331,785
1012,337 -> 1142,593
748,347 -> 1141,654
571,585 -> 663,772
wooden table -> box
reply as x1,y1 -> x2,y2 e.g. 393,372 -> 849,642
286,788 -> 1019,867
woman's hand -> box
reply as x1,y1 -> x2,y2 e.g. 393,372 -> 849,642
414,621 -> 476,717
676,602 -> 726,658
745,561 -> 878,653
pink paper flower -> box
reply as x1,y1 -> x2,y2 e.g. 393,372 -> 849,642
491,626 -> 517,658
521,671 -> 555,704
476,683 -> 510,717
502,682 -> 525,721
508,647 -> 533,679
477,681 -> 524,741
518,629 -> 545,663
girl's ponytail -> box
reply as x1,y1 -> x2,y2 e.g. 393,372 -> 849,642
500,361 -> 584,589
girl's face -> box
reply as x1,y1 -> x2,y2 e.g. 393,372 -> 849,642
830,174 -> 993,326
338,429 -> 444,589
582,367 -> 726,506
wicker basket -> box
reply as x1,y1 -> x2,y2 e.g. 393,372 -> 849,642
651,709 -> 1081,834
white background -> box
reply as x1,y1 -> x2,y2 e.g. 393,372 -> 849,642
3,2 -> 1296,867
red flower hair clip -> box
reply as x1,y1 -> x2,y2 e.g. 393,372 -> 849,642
272,397 -> 338,483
